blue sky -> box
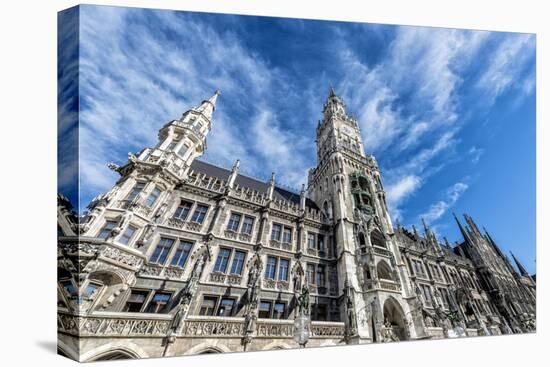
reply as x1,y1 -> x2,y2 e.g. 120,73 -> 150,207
59,5 -> 536,273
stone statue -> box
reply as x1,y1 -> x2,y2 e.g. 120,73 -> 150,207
297,284 -> 310,315
191,255 -> 206,280
380,318 -> 399,342
247,259 -> 261,305
140,223 -> 156,245
116,211 -> 133,232
153,202 -> 168,223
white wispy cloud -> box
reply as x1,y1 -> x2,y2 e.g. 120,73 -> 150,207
420,182 -> 469,224
386,175 -> 421,219
78,6 -> 311,204
74,6 -> 535,224
476,33 -> 536,103
468,146 -> 484,164
336,26 -> 533,220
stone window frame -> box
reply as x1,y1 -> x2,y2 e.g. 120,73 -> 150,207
97,219 -> 117,239
197,294 -> 238,317
169,239 -> 194,269
226,212 -> 242,232
122,288 -> 151,313
264,255 -> 291,281
145,290 -> 174,314
126,181 -> 146,202
118,223 -> 139,246
213,247 -> 248,275
144,186 -> 162,208
190,202 -> 210,224
258,299 -> 287,319
148,236 -> 177,265
307,232 -> 316,249
172,199 -> 194,220
240,215 -> 255,235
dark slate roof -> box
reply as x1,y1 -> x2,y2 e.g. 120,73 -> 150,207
189,160 -> 320,210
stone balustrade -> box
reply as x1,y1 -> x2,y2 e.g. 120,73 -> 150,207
58,311 -> 171,337
58,311 -> 346,341
166,217 -> 203,233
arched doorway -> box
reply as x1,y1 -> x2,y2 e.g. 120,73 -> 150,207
198,348 -> 222,354
89,350 -> 138,361
382,297 -> 408,341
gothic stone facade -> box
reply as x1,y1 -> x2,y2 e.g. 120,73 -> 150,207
57,90 -> 536,361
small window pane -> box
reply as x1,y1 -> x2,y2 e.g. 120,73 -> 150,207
273,302 -> 285,319
145,187 -> 161,208
127,182 -> 145,202
265,256 -> 277,280
214,248 -> 231,273
282,227 -> 292,243
119,225 -> 137,245
98,221 -> 117,239
146,292 -> 171,313
217,298 -> 235,317
150,238 -> 175,265
227,213 -> 242,232
258,301 -> 272,318
199,296 -> 218,316
230,251 -> 246,275
123,290 -> 149,312
170,240 -> 193,268
271,224 -> 282,241
278,259 -> 289,281
173,201 -> 193,220
241,216 -> 254,235
191,205 -> 208,224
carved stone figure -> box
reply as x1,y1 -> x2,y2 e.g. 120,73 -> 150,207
153,202 -> 168,223
297,284 -> 310,315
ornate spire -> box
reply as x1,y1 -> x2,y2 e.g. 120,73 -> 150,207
194,90 -> 221,121
453,212 -> 471,244
227,159 -> 240,189
510,251 -> 530,277
267,172 -> 276,200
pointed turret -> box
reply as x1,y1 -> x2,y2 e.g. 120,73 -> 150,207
150,90 -> 221,176
453,212 -> 471,244
267,172 -> 276,201
510,252 -> 530,278
227,159 -> 240,189
300,184 -> 306,211
194,90 -> 220,121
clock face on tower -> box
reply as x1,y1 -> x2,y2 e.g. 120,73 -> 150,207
342,126 -> 353,135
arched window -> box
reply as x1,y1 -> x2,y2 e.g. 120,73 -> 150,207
377,260 -> 394,281
370,230 -> 386,248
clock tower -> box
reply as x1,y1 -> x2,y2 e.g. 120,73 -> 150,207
308,88 -> 423,343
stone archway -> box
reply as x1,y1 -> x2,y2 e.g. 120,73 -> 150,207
382,297 -> 408,341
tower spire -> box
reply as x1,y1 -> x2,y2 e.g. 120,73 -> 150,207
453,212 -> 471,243
194,90 -> 221,121
510,251 -> 530,277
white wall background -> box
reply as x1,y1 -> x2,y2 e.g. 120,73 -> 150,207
0,1 -> 546,366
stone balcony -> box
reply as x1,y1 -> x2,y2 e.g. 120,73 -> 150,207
363,279 -> 401,293
59,239 -> 146,272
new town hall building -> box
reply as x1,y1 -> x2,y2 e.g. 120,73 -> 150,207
57,89 -> 536,361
